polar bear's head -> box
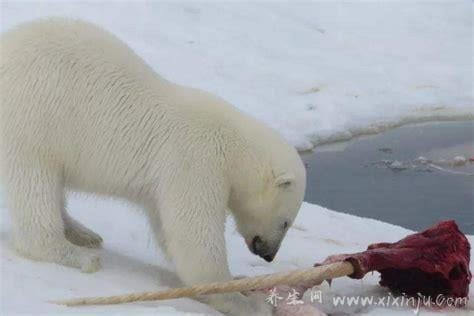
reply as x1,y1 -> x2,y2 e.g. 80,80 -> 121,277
229,140 -> 306,262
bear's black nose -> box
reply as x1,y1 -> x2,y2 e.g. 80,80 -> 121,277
251,236 -> 276,262
263,254 -> 274,262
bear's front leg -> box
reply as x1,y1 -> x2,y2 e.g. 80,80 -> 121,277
156,183 -> 273,316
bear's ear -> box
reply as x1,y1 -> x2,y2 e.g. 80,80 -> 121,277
274,172 -> 295,188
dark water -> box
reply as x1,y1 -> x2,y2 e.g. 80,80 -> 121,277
302,121 -> 474,234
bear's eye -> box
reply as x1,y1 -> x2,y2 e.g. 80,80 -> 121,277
279,181 -> 292,188
283,221 -> 289,230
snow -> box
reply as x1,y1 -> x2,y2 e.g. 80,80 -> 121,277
1,1 -> 472,315
0,1 -> 472,151
1,196 -> 472,315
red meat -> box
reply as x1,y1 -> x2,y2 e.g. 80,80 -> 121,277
318,221 -> 471,301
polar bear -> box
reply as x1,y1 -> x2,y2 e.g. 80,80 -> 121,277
0,19 -> 306,315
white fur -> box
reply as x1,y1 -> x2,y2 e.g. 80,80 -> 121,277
0,18 -> 306,315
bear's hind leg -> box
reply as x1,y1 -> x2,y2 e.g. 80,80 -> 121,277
6,163 -> 101,273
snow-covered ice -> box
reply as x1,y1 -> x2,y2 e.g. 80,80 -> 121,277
1,1 -> 472,315
1,196 -> 472,315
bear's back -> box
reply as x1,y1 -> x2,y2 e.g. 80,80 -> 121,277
1,18 -> 156,80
